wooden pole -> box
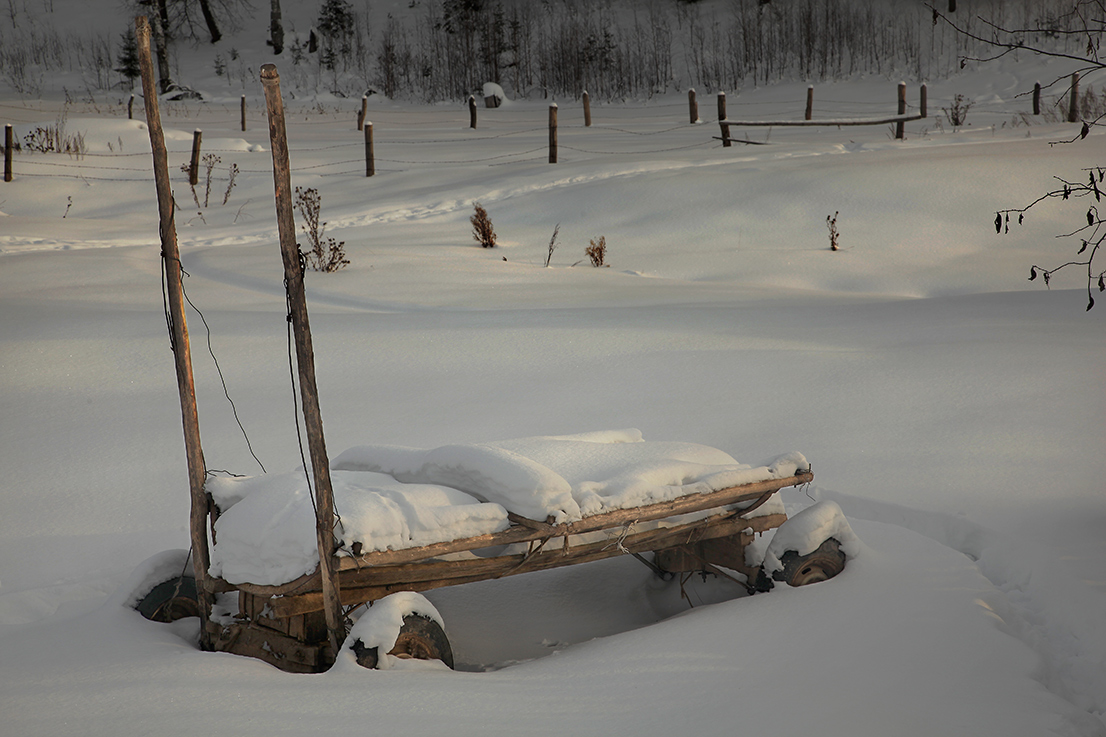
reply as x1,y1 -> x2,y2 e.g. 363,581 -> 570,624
1033,82 -> 1041,115
357,94 -> 367,131
189,129 -> 202,186
805,85 -> 814,120
128,93 -> 135,120
259,62 -> 346,657
717,91 -> 726,121
895,81 -> 906,140
719,121 -> 731,148
688,88 -> 698,124
4,125 -> 12,182
1068,72 -> 1080,123
364,121 -> 374,177
920,83 -> 927,118
135,15 -> 213,650
240,94 -> 246,131
582,90 -> 591,127
468,95 -> 477,129
548,103 -> 557,164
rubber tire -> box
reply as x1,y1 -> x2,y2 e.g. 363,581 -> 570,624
771,537 -> 846,587
352,614 -> 455,670
135,575 -> 200,622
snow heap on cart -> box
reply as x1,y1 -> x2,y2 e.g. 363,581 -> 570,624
140,430 -> 858,673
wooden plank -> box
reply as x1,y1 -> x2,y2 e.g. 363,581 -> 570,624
212,472 -> 810,599
269,511 -> 786,618
135,15 -> 213,651
259,62 -> 346,657
208,621 -> 329,673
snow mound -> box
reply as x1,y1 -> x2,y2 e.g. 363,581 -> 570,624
762,500 -> 861,574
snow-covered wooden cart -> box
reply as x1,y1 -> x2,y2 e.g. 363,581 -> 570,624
131,32 -> 850,675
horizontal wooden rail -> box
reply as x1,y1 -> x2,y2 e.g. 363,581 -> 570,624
720,114 -> 924,128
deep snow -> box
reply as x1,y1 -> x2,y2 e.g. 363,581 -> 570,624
0,1 -> 1104,735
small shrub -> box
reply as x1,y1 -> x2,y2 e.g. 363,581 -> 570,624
942,94 -> 973,128
294,186 -> 350,272
586,236 -> 606,267
826,211 -> 839,251
471,202 -> 497,248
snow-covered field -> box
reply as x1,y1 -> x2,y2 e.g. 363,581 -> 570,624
1,2 -> 1104,735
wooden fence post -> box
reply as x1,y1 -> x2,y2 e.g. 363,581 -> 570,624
189,129 -> 202,185
717,91 -> 726,122
469,95 -> 477,129
583,90 -> 591,127
948,0 -> 956,11
240,94 -> 246,131
260,62 -> 346,658
128,93 -> 135,120
1068,72 -> 1080,123
1033,82 -> 1041,115
549,103 -> 558,163
135,14 -> 213,651
895,82 -> 906,140
805,85 -> 814,120
357,94 -> 367,131
364,121 -> 374,177
719,121 -> 731,148
689,88 -> 699,124
4,124 -> 12,182
920,83 -> 927,118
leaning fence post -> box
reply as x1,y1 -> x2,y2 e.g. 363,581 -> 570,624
582,90 -> 591,127
128,93 -> 135,120
1033,82 -> 1041,115
717,91 -> 726,121
1068,72 -> 1080,123
549,103 -> 558,164
895,82 -> 906,140
688,88 -> 699,124
920,83 -> 927,118
469,95 -> 477,129
357,94 -> 367,131
260,62 -> 346,658
240,94 -> 246,131
364,121 -> 374,177
189,129 -> 202,185
805,85 -> 814,121
4,124 -> 12,182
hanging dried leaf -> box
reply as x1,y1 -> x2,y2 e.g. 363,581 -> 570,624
1029,266 -> 1038,281
1088,294 -> 1095,311
1081,122 -> 1090,140
1099,274 -> 1105,292
1078,240 -> 1088,255
1043,271 -> 1051,286
995,212 -> 1002,233
1018,213 -> 1023,224
1090,209 -> 1096,227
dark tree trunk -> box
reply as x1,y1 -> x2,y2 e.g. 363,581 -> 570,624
198,0 -> 222,43
270,0 -> 284,54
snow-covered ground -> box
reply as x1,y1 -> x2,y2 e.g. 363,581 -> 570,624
1,2 -> 1104,735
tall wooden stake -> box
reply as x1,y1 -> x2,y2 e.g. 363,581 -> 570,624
689,88 -> 699,124
364,121 -> 375,177
260,63 -> 346,657
189,130 -> 202,186
717,91 -> 726,122
582,90 -> 591,127
469,95 -> 477,129
805,85 -> 814,120
548,103 -> 558,163
895,81 -> 906,140
1068,72 -> 1080,123
135,15 -> 213,650
240,94 -> 247,132
4,125 -> 12,182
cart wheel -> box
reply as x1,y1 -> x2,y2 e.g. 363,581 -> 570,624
351,614 -> 455,670
135,575 -> 200,622
772,538 -> 846,587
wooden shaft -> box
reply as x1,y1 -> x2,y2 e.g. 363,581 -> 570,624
689,88 -> 698,124
4,125 -> 12,182
805,85 -> 814,121
920,83 -> 927,118
468,95 -> 477,129
135,15 -> 213,650
717,91 -> 726,122
364,121 -> 374,177
1033,82 -> 1041,116
240,95 -> 246,131
358,95 -> 367,131
582,90 -> 591,127
548,103 -> 558,163
259,62 -> 346,656
189,129 -> 202,186
1069,72 -> 1080,123
128,93 -> 134,120
719,121 -> 731,148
